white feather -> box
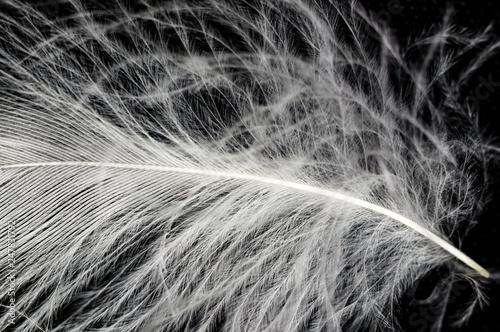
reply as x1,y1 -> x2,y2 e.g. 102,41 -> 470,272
0,0 -> 496,331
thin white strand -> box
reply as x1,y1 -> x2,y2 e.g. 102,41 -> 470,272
1,160 -> 490,278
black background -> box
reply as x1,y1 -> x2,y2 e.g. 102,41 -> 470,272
2,1 -> 499,331
362,1 -> 500,331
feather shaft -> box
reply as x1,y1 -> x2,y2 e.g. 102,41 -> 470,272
1,161 -> 489,278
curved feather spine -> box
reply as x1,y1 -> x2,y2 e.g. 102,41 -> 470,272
1,161 -> 490,278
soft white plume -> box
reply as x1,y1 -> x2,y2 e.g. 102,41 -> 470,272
0,0 -> 497,331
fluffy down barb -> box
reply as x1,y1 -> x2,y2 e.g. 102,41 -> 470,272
0,0 -> 497,331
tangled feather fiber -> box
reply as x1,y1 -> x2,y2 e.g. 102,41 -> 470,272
0,0 -> 498,331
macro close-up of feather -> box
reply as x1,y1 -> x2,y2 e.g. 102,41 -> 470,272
1,0 -> 499,331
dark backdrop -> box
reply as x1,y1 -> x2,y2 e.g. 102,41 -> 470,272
3,1 -> 498,331
361,1 -> 500,331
